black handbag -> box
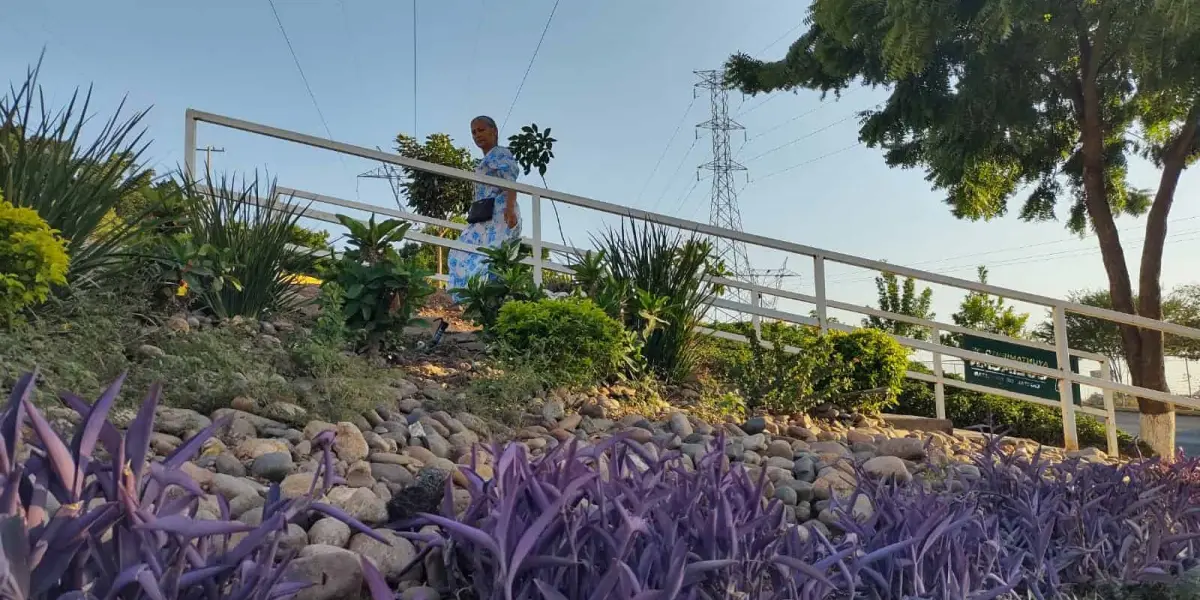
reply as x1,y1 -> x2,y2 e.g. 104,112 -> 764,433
466,197 -> 495,224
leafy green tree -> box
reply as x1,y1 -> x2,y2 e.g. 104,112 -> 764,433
865,271 -> 934,340
725,0 -> 1200,454
393,133 -> 477,277
1168,285 -> 1200,361
393,133 -> 477,219
946,267 -> 1029,345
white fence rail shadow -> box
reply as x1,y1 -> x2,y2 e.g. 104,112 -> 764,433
185,109 -> 1200,457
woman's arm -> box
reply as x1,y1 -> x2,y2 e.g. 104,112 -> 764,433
504,189 -> 518,228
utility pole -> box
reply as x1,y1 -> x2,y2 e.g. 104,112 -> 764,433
197,146 -> 225,173
695,69 -> 754,319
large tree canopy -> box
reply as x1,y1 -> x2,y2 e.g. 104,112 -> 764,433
726,0 -> 1200,455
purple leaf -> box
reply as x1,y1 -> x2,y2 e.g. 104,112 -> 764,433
359,554 -> 393,600
126,383 -> 161,476
137,514 -> 256,538
162,413 -> 231,470
20,395 -> 82,500
308,502 -> 390,544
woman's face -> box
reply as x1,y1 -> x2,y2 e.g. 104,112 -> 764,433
471,119 -> 497,150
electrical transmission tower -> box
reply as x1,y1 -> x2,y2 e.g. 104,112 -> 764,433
695,70 -> 755,315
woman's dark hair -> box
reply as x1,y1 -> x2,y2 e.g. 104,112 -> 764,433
472,115 -> 498,131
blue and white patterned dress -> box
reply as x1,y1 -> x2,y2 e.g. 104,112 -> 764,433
447,146 -> 521,299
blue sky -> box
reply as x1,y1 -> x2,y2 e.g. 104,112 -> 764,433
5,0 -> 1200,361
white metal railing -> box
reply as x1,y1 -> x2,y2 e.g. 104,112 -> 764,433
185,109 -> 1200,456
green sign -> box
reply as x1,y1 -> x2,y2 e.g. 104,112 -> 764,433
961,335 -> 1082,404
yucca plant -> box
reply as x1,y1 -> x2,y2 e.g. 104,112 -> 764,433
181,171 -> 315,319
593,221 -> 720,382
0,56 -> 155,287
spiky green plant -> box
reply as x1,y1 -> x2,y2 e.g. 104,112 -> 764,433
180,171 -> 314,319
0,55 -> 154,286
593,221 -> 720,382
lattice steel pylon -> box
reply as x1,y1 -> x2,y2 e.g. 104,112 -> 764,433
695,70 -> 754,316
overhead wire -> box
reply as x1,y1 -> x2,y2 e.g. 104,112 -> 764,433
502,0 -> 561,131
267,0 -> 335,141
636,96 -> 698,205
649,138 -> 699,213
267,0 -> 350,177
742,111 -> 864,164
750,141 -> 863,184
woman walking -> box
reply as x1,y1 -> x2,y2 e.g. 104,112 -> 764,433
447,115 -> 521,300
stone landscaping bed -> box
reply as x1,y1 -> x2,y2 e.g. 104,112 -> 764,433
51,378 -> 1108,600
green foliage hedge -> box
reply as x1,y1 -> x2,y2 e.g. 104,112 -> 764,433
0,195 -> 68,323
702,322 -> 909,415
494,297 -> 626,386
893,362 -> 1141,453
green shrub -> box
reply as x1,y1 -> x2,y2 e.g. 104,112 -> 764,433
816,328 -> 909,413
327,214 -> 434,352
290,283 -> 353,377
701,322 -> 908,415
494,297 -> 626,386
0,195 -> 68,322
893,362 -> 1141,453
178,173 -> 314,319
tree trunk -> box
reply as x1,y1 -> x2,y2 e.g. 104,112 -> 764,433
1130,104 -> 1199,459
1073,36 -> 1173,455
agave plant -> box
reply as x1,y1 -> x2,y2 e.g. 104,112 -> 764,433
0,369 -> 385,599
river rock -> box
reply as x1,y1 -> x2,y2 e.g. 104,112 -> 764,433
349,529 -> 421,582
333,422 -> 370,462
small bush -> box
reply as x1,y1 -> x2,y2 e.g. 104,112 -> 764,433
816,328 -> 908,413
703,323 -> 908,415
494,297 -> 626,386
0,195 -> 68,322
327,214 -> 434,352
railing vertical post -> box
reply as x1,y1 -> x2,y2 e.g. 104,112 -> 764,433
531,193 -> 543,288
1101,359 -> 1118,456
184,110 -> 197,182
931,325 -> 946,420
1053,305 -> 1080,451
813,254 -> 827,332
752,290 -> 762,338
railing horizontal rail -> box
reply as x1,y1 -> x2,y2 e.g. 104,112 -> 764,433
188,109 -> 1200,341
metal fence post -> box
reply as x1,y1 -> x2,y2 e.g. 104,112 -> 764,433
752,290 -> 762,338
813,254 -> 827,332
184,110 -> 197,182
531,193 -> 543,288
1053,305 -> 1080,451
1101,359 -> 1118,456
931,325 -> 946,420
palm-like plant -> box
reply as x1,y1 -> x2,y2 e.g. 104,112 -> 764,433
335,213 -> 410,265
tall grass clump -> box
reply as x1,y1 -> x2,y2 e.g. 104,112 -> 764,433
0,56 -> 153,286
180,172 -> 314,319
591,221 -> 720,382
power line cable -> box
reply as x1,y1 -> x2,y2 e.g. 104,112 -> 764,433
743,111 -> 863,163
750,141 -> 862,183
635,96 -> 697,204
670,178 -> 702,217
267,0 -> 335,141
755,22 -> 804,57
502,0 -> 561,131
827,225 -> 1200,285
649,138 -> 699,212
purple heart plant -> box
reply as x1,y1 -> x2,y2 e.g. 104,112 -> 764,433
360,431 -> 1200,599
0,369 -> 386,599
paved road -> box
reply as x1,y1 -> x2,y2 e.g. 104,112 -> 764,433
1114,411 -> 1200,456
